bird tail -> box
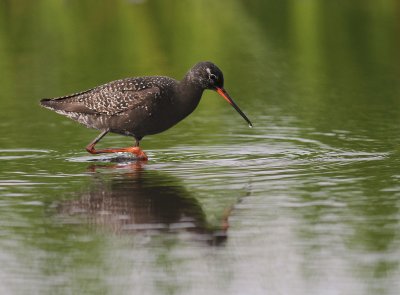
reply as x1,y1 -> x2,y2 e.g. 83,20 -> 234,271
39,98 -> 58,110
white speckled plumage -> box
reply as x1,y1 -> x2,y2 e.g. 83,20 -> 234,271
43,76 -> 175,116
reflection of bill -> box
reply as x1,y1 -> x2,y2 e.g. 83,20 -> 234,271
58,162 -> 228,245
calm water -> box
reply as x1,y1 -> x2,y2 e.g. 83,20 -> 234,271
1,1 -> 400,294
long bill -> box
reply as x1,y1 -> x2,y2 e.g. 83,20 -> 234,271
216,87 -> 253,128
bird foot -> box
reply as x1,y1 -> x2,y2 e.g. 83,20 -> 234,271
124,147 -> 148,160
85,144 -> 148,160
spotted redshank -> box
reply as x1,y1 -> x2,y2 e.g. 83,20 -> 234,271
40,62 -> 253,160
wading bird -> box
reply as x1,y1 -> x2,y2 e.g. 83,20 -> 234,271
40,62 -> 252,160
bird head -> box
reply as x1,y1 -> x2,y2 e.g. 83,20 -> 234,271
188,61 -> 253,128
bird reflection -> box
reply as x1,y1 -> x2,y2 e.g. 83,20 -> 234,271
58,161 -> 227,245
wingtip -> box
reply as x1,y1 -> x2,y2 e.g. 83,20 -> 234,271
39,98 -> 54,109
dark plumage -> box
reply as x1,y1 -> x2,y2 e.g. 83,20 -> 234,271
40,62 -> 252,160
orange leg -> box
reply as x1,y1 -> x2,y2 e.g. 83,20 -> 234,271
85,130 -> 148,160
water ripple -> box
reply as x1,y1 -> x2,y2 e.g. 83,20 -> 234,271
0,149 -> 51,160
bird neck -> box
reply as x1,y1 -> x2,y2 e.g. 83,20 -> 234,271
178,73 -> 204,102
175,75 -> 204,113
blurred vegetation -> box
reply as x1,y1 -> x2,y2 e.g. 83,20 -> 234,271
0,0 -> 400,148
0,0 -> 398,93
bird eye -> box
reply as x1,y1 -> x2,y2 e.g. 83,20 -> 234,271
210,74 -> 217,81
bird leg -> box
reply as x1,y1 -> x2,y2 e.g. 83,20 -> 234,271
85,130 -> 148,160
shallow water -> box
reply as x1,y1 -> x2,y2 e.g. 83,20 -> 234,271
1,1 -> 400,294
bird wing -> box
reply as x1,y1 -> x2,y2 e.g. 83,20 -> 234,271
82,86 -> 162,115
41,85 -> 161,116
